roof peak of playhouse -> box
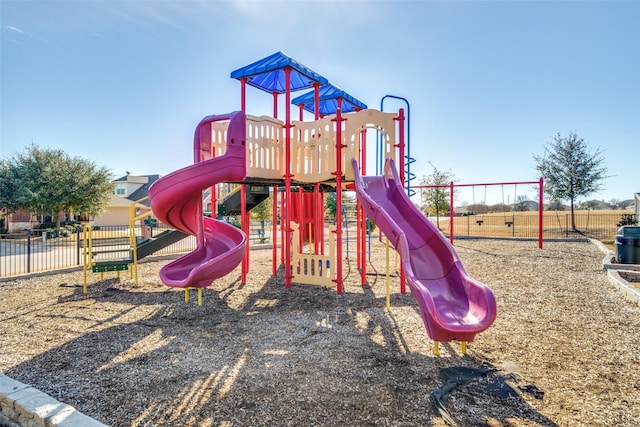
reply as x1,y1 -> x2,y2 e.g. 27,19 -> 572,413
231,51 -> 367,115
230,51 -> 329,94
292,83 -> 367,115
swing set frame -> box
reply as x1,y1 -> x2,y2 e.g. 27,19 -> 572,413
415,178 -> 545,249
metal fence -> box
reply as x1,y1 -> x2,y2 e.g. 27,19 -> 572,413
0,213 -> 630,279
0,221 -> 275,279
0,224 -> 196,278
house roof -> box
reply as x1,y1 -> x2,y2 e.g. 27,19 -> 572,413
291,83 -> 367,115
108,193 -> 149,210
230,51 -> 329,94
113,175 -> 149,184
127,175 -> 160,206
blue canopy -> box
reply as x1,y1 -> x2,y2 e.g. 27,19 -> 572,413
291,83 -> 367,115
230,51 -> 328,94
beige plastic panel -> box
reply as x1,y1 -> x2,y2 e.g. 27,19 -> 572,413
343,109 -> 397,181
210,121 -> 230,158
210,110 -> 397,184
291,115 -> 337,183
246,115 -> 285,180
291,222 -> 336,286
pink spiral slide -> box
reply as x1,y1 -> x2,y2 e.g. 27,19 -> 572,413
352,158 -> 497,342
148,111 -> 247,288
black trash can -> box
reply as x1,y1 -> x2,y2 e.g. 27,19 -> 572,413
615,226 -> 640,264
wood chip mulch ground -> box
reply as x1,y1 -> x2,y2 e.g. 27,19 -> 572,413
1,239 -> 639,426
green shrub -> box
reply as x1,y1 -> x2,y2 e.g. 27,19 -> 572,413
617,214 -> 638,227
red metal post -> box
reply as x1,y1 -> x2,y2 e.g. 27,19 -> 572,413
313,83 -> 320,120
449,182 -> 455,245
320,192 -> 325,255
241,184 -> 248,284
396,108 -> 406,293
333,103 -> 345,294
240,78 -> 247,111
314,182 -> 320,254
360,128 -> 367,285
395,109 -> 406,187
272,92 -> 279,119
272,186 -> 278,276
539,177 -> 544,249
284,68 -> 293,289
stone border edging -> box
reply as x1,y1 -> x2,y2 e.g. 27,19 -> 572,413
590,238 -> 640,307
0,374 -> 107,427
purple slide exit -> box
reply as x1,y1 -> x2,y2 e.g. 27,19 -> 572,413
352,158 -> 497,343
148,111 -> 247,289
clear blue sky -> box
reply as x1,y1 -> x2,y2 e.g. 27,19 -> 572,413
2,0 -> 639,206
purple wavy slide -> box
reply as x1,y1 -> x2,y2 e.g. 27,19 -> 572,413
148,111 -> 247,289
352,158 -> 497,343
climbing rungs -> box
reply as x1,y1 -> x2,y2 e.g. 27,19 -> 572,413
92,263 -> 129,273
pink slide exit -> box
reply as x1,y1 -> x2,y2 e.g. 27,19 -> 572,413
352,158 -> 497,343
148,111 -> 247,289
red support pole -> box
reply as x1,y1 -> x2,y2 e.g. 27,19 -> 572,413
272,92 -> 279,119
240,78 -> 247,112
539,177 -> 544,249
333,104 -> 345,294
320,192 -> 325,255
360,128 -> 367,285
449,182 -> 455,245
241,184 -> 248,284
297,188 -> 304,251
272,186 -> 278,276
314,182 -> 320,255
395,109 -> 406,186
280,194 -> 285,265
284,68 -> 293,289
313,83 -> 320,120
396,108 -> 406,293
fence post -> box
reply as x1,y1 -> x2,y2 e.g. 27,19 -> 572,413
26,229 -> 32,273
77,226 -> 82,266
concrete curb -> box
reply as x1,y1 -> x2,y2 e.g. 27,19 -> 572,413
0,374 -> 107,427
590,238 -> 640,307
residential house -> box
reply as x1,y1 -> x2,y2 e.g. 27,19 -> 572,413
93,193 -> 150,227
112,174 -> 160,207
92,174 -> 160,226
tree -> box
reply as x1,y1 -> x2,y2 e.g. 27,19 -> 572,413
0,145 -> 113,232
324,192 -> 337,223
514,194 -> 530,211
250,191 -> 273,228
533,132 -> 608,232
420,163 -> 455,229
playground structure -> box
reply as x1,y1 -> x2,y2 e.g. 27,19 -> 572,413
142,52 -> 496,350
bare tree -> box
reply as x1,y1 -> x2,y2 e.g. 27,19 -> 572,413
533,132 -> 608,232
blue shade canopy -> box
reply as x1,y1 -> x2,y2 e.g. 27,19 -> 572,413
291,83 -> 368,115
230,51 -> 328,94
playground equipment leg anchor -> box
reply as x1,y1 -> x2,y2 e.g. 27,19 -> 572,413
434,342 -> 440,356
461,341 -> 467,354
185,287 -> 190,303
